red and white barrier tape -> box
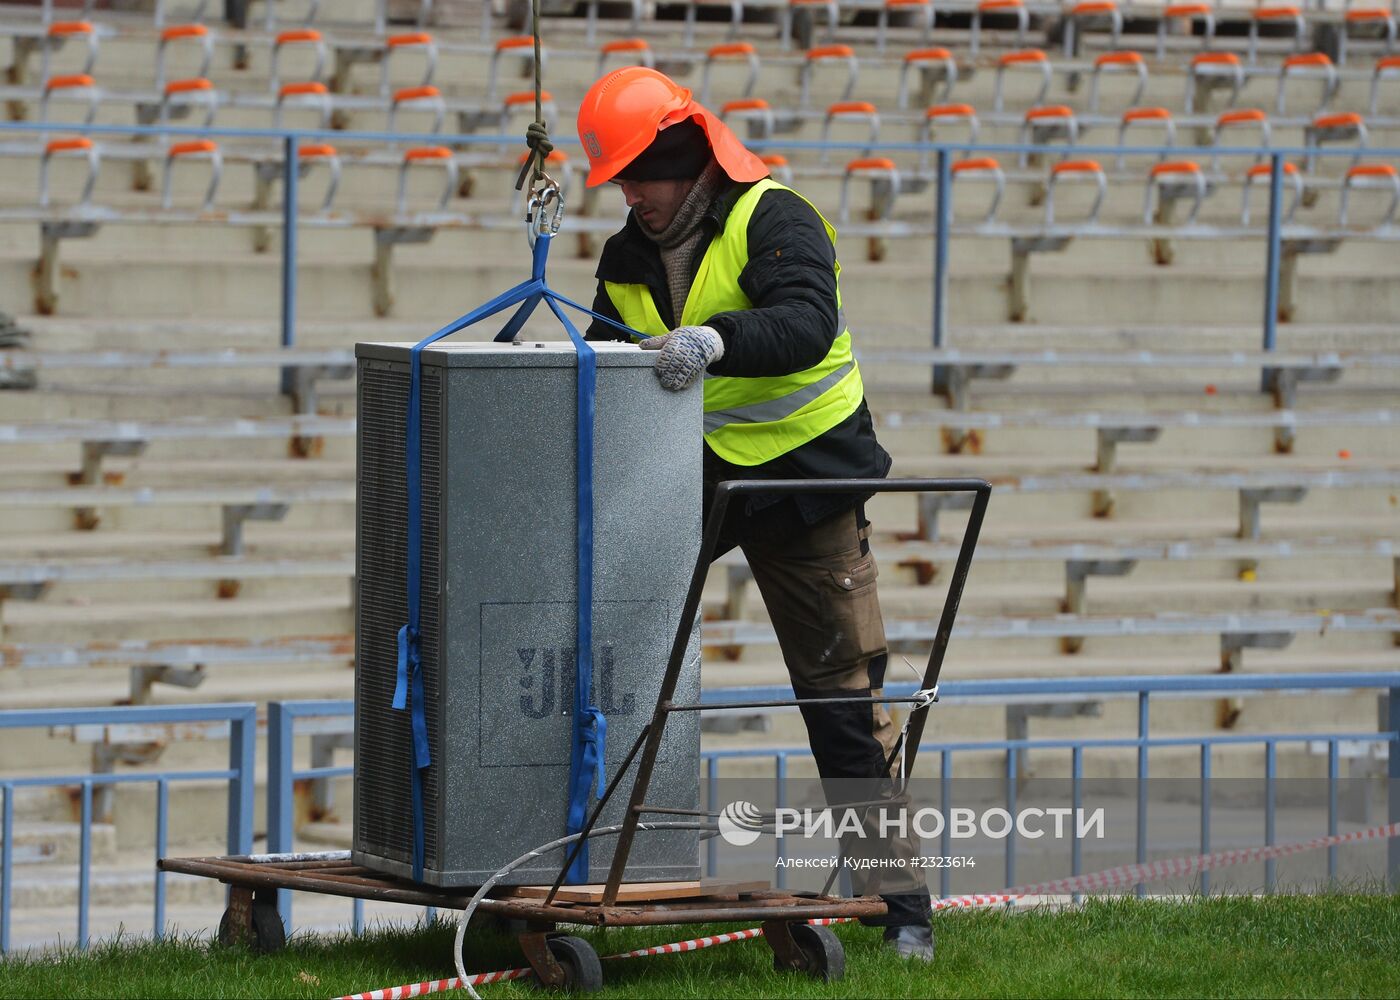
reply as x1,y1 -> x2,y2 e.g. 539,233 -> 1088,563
949,818 -> 1400,911
333,820 -> 1398,1000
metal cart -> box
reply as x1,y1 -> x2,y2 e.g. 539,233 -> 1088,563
162,477 -> 990,990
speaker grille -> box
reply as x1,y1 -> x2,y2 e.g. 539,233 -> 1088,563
355,362 -> 441,866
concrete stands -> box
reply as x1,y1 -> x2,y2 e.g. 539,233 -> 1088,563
0,0 -> 1396,930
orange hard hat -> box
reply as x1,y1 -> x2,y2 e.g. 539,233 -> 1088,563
577,66 -> 768,188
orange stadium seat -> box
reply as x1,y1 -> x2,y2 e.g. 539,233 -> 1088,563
1211,109 -> 1271,171
1144,160 -> 1209,225
390,84 -> 446,134
971,0 -> 1029,59
1064,2 -> 1123,56
156,24 -> 212,91
920,103 -> 980,158
381,32 -> 437,98
1277,53 -> 1338,116
1089,51 -> 1147,114
821,100 -> 880,164
878,0 -> 935,54
275,80 -> 331,129
1186,52 -> 1243,113
1240,161 -> 1301,226
597,38 -> 653,76
1044,159 -> 1107,227
1117,107 -> 1175,168
488,36 -> 546,103
1369,54 -> 1400,114
994,49 -> 1052,113
39,136 -> 99,210
1340,10 -> 1396,67
950,156 -> 1006,224
799,44 -> 859,108
1338,163 -> 1399,227
1248,6 -> 1306,65
700,43 -> 760,105
1156,4 -> 1216,61
397,146 -> 457,214
899,48 -> 957,109
270,29 -> 326,94
162,139 -> 222,212
1020,105 -> 1078,166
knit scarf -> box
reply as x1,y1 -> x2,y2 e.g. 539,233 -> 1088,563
639,157 -> 725,324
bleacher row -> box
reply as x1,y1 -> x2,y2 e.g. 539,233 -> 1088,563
3,0 -> 1400,318
0,0 -> 1396,890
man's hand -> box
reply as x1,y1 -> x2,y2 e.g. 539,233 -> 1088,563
640,325 -> 725,391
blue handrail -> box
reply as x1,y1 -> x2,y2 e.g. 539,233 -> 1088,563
0,703 -> 258,954
261,672 -> 1400,937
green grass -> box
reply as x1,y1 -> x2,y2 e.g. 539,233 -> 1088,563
4,895 -> 1400,999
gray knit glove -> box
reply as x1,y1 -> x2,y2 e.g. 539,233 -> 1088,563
640,325 -> 725,392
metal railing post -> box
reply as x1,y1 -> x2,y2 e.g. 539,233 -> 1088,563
1265,742 -> 1278,892
1071,747 -> 1083,904
1261,152 -> 1284,394
268,701 -> 296,934
1327,740 -> 1339,882
1005,745 -> 1017,889
280,134 -> 299,396
932,147 -> 952,396
1136,692 -> 1149,897
228,707 -> 256,855
154,779 -> 169,940
1200,745 -> 1211,897
1,783 -> 12,954
1389,689 -> 1400,891
79,781 -> 92,949
939,751 -> 952,899
705,755 -> 718,878
774,752 -> 788,889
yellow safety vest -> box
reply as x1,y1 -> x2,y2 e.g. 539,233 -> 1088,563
604,178 -> 865,467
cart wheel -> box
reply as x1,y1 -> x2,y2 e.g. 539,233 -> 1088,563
538,935 -> 603,993
218,899 -> 286,954
775,924 -> 845,982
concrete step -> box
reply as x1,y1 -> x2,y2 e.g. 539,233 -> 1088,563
0,593 -> 351,643
0,821 -> 118,865
5,239 -> 1400,327
5,856 -> 226,910
0,526 -> 353,559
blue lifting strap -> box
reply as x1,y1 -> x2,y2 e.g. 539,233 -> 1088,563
395,233 -> 648,883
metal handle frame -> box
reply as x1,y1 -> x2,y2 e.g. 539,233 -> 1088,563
539,477 -> 991,909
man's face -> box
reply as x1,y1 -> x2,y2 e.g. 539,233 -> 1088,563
613,177 -> 696,233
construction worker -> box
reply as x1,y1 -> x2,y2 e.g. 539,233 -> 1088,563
577,67 -> 935,961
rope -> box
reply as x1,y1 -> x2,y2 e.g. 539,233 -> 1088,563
513,0 -> 553,194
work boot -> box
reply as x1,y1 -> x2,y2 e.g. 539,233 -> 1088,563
882,923 -> 935,961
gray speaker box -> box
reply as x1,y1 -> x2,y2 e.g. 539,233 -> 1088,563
353,340 -> 702,887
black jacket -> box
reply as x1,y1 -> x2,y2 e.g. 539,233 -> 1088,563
586,178 -> 891,550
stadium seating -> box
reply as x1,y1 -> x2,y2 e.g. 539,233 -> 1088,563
0,0 -> 1397,942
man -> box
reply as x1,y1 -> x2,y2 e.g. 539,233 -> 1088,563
577,67 -> 935,961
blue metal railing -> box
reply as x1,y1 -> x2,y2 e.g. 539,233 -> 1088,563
0,703 -> 258,953
259,672 -> 1400,937
3,117 -> 1399,394
2,675 -> 1396,950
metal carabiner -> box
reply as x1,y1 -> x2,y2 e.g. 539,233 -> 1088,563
525,171 -> 565,248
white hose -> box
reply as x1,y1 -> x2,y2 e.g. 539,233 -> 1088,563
452,820 -> 713,1000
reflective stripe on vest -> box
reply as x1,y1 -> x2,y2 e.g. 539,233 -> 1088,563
604,178 -> 864,466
